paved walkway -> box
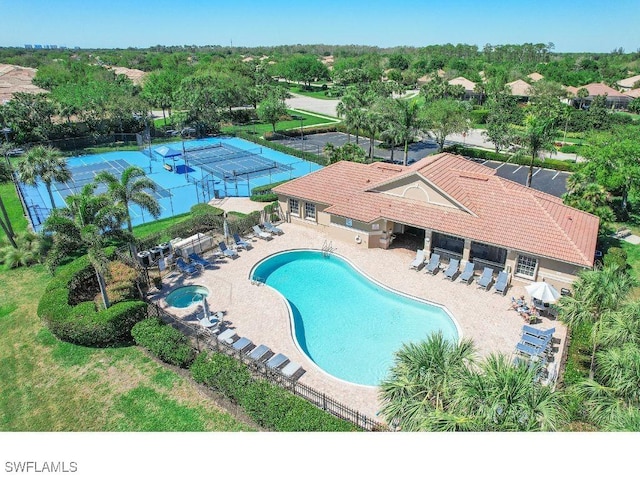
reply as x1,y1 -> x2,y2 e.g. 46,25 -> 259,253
150,221 -> 567,422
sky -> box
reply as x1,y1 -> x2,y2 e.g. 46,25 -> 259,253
1,0 -> 639,53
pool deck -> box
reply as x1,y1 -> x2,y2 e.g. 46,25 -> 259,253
150,219 -> 567,424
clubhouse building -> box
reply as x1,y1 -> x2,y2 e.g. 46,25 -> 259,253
273,153 -> 599,289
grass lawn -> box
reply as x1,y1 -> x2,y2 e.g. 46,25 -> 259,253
288,84 -> 335,100
131,212 -> 192,241
0,182 -> 29,241
0,265 -> 253,431
222,109 -> 335,136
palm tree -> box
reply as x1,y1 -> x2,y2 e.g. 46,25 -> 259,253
557,264 -> 637,379
514,115 -> 557,188
378,332 -> 476,431
393,99 -> 424,166
454,354 -> 567,432
94,166 -> 160,234
43,183 -> 126,308
17,146 -> 71,210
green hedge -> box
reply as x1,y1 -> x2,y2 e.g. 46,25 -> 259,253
190,352 -> 357,432
37,254 -> 147,347
250,180 -> 290,202
470,109 -> 490,125
189,203 -> 224,217
234,131 -> 327,166
131,317 -> 196,368
443,145 -> 579,172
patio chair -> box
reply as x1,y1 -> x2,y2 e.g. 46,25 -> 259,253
442,258 -> 460,281
493,271 -> 510,296
458,262 -> 475,284
424,253 -> 441,275
218,241 -> 238,259
188,252 -> 214,269
233,232 -> 252,250
476,267 -> 494,290
515,341 -> 546,358
176,257 -> 199,276
216,328 -> 237,344
263,220 -> 284,235
265,353 -> 289,370
247,344 -> 273,362
280,361 -> 305,380
410,249 -> 425,270
520,333 -> 550,351
522,325 -> 555,340
253,225 -> 272,240
231,337 -> 255,354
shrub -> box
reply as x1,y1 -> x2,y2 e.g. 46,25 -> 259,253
604,247 -> 628,270
470,109 -> 489,125
190,203 -> 224,217
37,253 -> 147,347
189,352 -> 357,431
443,145 -> 579,172
131,317 -> 195,368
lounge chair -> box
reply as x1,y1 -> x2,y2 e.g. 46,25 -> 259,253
247,344 -> 273,362
280,361 -> 304,379
233,233 -> 252,250
253,225 -> 272,240
424,253 -> 441,275
176,257 -> 199,276
265,353 -> 289,370
476,267 -> 494,290
458,262 -> 475,284
521,333 -> 550,350
231,337 -> 254,353
188,252 -> 214,268
199,316 -> 220,329
410,249 -> 425,270
218,241 -> 238,259
493,271 -> 510,296
442,258 -> 460,281
216,328 -> 237,344
522,325 -> 555,340
515,342 -> 545,357
263,221 -> 283,235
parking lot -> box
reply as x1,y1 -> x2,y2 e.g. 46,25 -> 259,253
271,132 -> 569,198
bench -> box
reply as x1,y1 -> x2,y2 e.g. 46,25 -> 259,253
613,228 -> 631,239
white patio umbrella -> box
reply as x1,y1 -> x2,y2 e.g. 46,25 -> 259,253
202,296 -> 211,320
223,213 -> 230,244
525,282 -> 561,303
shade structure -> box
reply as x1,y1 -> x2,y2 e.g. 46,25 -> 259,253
525,282 -> 561,303
223,215 -> 230,244
202,296 -> 211,320
154,146 -> 182,159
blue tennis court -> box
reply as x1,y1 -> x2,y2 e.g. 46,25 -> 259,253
18,136 -> 322,231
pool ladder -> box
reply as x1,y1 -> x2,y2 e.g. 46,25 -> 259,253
321,240 -> 335,258
251,276 -> 265,286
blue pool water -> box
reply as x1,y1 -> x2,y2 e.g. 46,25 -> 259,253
18,136 -> 322,231
251,250 -> 460,386
165,285 -> 209,308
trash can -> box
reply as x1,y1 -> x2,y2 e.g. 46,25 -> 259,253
137,250 -> 151,267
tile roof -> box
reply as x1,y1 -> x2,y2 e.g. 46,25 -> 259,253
274,154 -> 599,267
506,79 -> 532,97
617,74 -> 640,89
625,88 -> 640,99
527,72 -> 544,82
448,76 -> 476,91
570,82 -> 631,99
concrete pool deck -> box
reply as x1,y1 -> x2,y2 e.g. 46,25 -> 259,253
150,219 -> 567,423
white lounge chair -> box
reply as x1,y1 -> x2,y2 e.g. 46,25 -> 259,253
493,271 -> 510,296
476,267 -> 494,290
216,328 -> 237,344
248,344 -> 273,362
231,337 -> 254,353
265,353 -> 288,369
442,258 -> 460,281
410,249 -> 425,270
280,361 -> 304,379
263,221 -> 284,235
458,262 -> 475,284
253,225 -> 272,240
424,253 -> 441,275
233,233 -> 252,250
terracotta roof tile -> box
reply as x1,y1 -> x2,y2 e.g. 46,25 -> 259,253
275,154 -> 599,267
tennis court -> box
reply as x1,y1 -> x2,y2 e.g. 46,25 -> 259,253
18,137 -> 322,231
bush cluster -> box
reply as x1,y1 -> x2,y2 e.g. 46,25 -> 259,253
37,254 -> 147,347
249,180 -> 290,202
165,204 -> 225,239
131,317 -> 196,368
190,352 -> 357,432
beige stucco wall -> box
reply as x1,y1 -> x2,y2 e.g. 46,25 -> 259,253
507,249 -> 585,289
373,175 -> 462,211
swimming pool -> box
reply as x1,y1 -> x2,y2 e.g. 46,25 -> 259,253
165,285 -> 209,309
251,250 -> 460,386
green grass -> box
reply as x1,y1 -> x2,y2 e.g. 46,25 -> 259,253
131,212 -> 191,240
223,109 -> 335,136
0,265 -> 253,431
288,84 -> 334,100
0,182 -> 29,240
